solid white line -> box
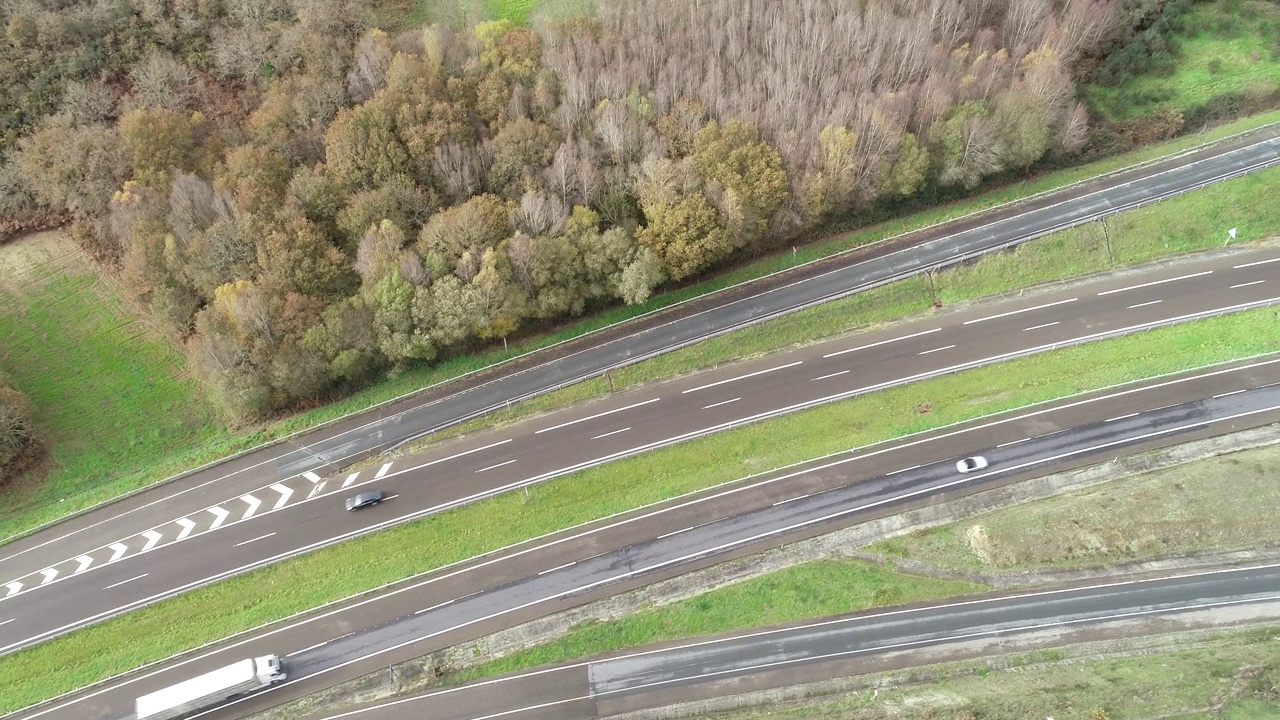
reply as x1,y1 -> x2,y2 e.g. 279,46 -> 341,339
772,494 -> 811,506
657,520 -> 717,540
996,437 -> 1031,448
823,327 -> 941,358
0,619 -> 12,627
1231,280 -> 1265,289
811,370 -> 850,381
1214,389 -> 1247,398
1234,256 -> 1280,269
374,463 -> 393,479
287,640 -> 331,657
414,593 -> 479,616
534,398 -> 661,434
592,427 -> 631,440
1127,300 -> 1163,309
1023,321 -> 1060,331
1097,270 -> 1213,296
918,345 -> 956,356
703,398 -> 742,409
1105,412 -> 1139,422
885,464 -> 923,476
234,533 -> 276,548
103,574 -> 148,591
538,561 -> 577,576
418,439 -> 514,469
962,297 -> 1078,325
476,459 -> 518,474
681,362 -> 804,394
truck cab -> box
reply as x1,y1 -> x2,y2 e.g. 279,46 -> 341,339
256,655 -> 287,684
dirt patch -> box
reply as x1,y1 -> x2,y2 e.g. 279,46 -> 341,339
871,430 -> 1280,574
0,229 -> 91,296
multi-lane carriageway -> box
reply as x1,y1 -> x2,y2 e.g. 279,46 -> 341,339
21,318 -> 1280,720
5,128 -> 1280,595
2,245 -> 1280,659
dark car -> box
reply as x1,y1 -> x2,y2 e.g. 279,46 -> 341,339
345,490 -> 385,512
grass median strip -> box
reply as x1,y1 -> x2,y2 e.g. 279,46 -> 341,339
4,305 -> 1280,712
455,560 -> 986,682
6,113 -> 1279,544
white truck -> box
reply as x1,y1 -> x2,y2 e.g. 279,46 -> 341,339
134,655 -> 286,720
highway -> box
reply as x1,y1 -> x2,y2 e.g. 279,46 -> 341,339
14,343 -> 1280,718
4,128 -> 1278,587
7,244 -> 1280,650
3,248 -> 1280,654
326,564 -> 1280,720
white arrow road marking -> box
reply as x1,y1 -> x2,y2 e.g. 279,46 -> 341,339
141,530 -> 163,552
73,556 -> 93,574
240,494 -> 261,521
375,463 -> 393,479
4,582 -> 21,597
303,471 -> 322,483
269,484 -> 293,510
208,506 -> 230,530
39,568 -> 57,585
108,543 -> 128,563
341,472 -> 359,488
175,517 -> 197,541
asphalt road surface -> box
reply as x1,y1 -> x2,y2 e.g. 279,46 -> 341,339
3,247 -> 1280,654
324,564 -> 1280,720
5,129 -> 1278,588
16,358 -> 1280,720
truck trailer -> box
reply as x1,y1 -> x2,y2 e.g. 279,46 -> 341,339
134,655 -> 286,720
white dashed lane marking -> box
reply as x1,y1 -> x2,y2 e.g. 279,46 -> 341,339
375,463 -> 393,479
342,472 -> 359,488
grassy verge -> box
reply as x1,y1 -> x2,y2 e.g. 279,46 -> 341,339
713,627 -> 1280,720
4,305 -> 1280,712
398,163 -> 1280,454
867,442 -> 1280,573
1087,0 -> 1280,120
3,111 -> 1279,545
457,560 -> 985,681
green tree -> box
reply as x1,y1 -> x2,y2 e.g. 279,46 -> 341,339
488,117 -> 559,197
324,95 -> 409,188
692,119 -> 790,246
119,108 -> 209,189
877,132 -> 931,199
617,247 -> 666,305
370,270 -> 437,364
476,20 -> 541,84
304,296 -> 384,383
417,193 -> 512,272
637,191 -> 731,281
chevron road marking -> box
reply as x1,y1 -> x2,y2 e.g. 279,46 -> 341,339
73,556 -> 93,574
208,506 -> 230,530
269,484 -> 293,510
175,517 -> 197,541
38,568 -> 57,585
4,582 -> 20,598
108,543 -> 128,563
140,530 -> 163,552
240,494 -> 261,521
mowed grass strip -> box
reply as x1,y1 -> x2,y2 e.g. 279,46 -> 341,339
869,442 -> 1280,573
456,560 -> 984,681
3,110 -> 1278,544
3,306 -> 1280,712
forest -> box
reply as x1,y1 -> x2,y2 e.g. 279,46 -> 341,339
0,0 -> 1199,430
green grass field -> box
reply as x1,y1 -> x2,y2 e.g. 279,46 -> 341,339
1087,0 -> 1280,119
457,560 -> 984,681
0,236 -> 237,518
3,304 -> 1279,713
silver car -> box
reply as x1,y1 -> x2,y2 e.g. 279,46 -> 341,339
955,456 -> 989,474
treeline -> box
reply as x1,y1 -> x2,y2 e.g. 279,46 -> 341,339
2,0 -> 1126,422
0,376 -> 41,485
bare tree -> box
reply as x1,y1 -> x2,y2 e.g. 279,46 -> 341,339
512,190 -> 569,237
